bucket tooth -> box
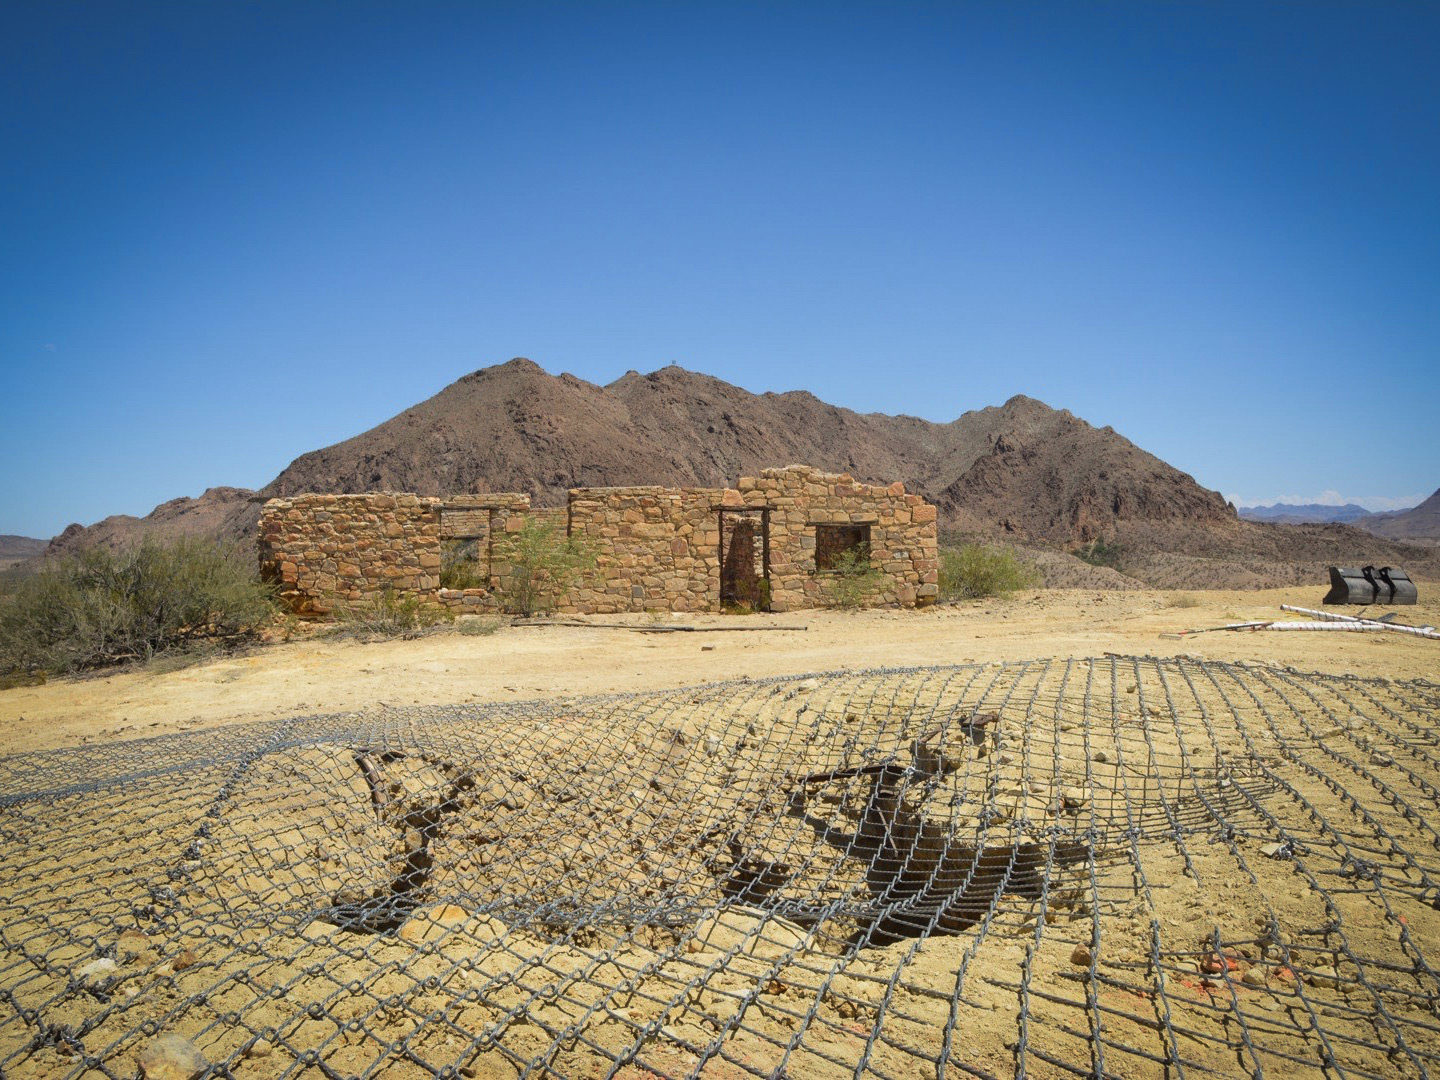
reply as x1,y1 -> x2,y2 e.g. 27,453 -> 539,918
1377,566 -> 1418,605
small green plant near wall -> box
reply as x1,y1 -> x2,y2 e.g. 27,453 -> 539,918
824,545 -> 885,610
440,539 -> 487,590
494,520 -> 598,616
456,615 -> 502,636
1074,536 -> 1125,570
328,587 -> 451,640
939,543 -> 1040,601
721,581 -> 772,616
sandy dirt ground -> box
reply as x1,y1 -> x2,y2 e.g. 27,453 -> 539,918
1,585 -> 1435,756
3,587 -> 1440,1079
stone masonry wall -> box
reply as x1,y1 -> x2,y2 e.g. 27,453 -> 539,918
563,488 -> 721,614
260,466 -> 939,616
259,494 -> 445,615
261,493 -> 530,614
738,466 -> 939,610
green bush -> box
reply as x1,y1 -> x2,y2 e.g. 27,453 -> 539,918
1074,536 -> 1125,570
0,539 -> 275,678
439,539 -> 488,590
938,543 -> 1040,601
494,520 -> 597,616
328,588 -> 451,640
456,615 -> 502,636
824,545 -> 885,610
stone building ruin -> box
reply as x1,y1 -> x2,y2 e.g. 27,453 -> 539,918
259,465 -> 939,615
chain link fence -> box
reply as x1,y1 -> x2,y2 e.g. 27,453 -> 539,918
2,657 -> 1438,1078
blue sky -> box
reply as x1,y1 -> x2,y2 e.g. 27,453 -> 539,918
3,2 -> 1437,539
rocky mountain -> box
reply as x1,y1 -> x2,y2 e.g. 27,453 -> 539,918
1357,488 -> 1440,544
262,360 -> 1236,546
32,358 -> 1440,588
935,410 -> 1235,545
1238,502 -> 1374,525
266,360 -> 972,504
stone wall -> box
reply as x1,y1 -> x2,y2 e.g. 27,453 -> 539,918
261,493 -> 531,614
260,466 -> 939,615
564,488 -> 721,614
736,466 -> 939,610
259,494 -> 444,614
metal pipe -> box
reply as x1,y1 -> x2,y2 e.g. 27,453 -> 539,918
1274,606 -> 1439,639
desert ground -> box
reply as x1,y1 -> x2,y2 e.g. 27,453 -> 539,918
2,586 -> 1437,755
2,586 -> 1438,1079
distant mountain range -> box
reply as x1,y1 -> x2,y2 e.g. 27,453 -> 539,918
1238,502 -> 1376,524
31,359 -> 1440,588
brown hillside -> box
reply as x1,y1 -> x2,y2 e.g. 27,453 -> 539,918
935,413 -> 1234,545
44,487 -> 259,558
1357,488 -> 1440,544
264,359 -> 1007,503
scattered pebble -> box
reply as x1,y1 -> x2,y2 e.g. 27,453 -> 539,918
1309,967 -> 1342,990
138,1034 -> 208,1080
1070,943 -> 1093,967
78,957 -> 117,986
244,1039 -> 273,1060
171,949 -> 199,973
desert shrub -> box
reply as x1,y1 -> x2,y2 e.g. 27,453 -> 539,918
1074,536 -> 1125,570
456,615 -> 502,636
440,539 -> 488,590
494,520 -> 597,616
723,579 -> 772,615
824,545 -> 885,610
1165,593 -> 1200,608
0,539 -> 275,678
328,588 -> 451,640
939,543 -> 1040,601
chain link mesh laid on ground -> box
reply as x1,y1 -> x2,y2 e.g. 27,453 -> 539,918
2,657 -> 1439,1079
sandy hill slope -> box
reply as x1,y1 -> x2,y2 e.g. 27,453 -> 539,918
0,535 -> 47,571
43,488 -> 259,558
35,359 -> 1440,588
0,535 -> 46,560
1357,488 -> 1440,544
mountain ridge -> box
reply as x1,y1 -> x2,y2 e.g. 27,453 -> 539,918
1238,502 -> 1375,524
36,358 -> 1440,588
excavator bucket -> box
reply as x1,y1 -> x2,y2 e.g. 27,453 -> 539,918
1377,567 -> 1418,605
1323,566 -> 1418,605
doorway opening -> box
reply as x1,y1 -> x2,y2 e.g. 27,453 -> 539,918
718,509 -> 770,612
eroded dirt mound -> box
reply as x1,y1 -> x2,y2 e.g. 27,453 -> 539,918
3,659 -> 1437,1078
